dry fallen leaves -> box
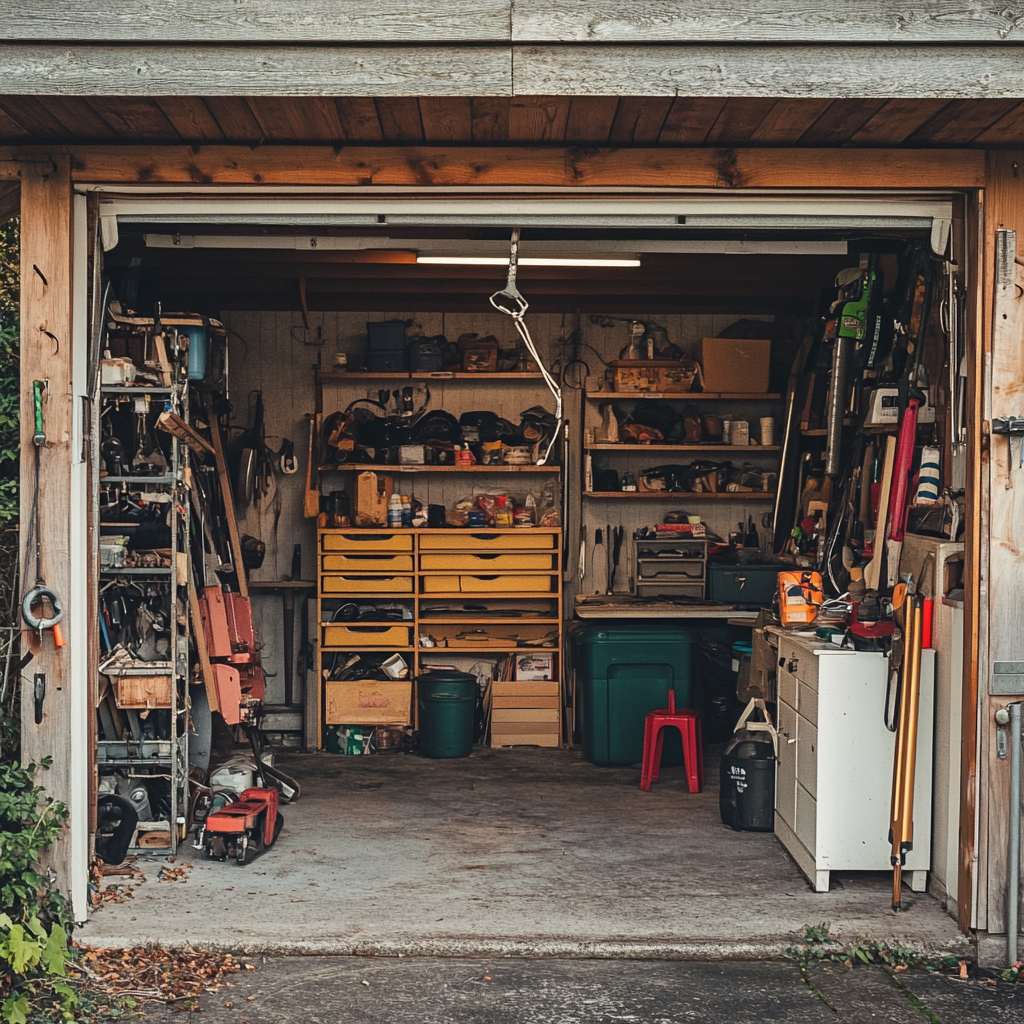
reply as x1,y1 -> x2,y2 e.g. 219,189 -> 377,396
157,863 -> 193,883
89,859 -> 145,907
72,945 -> 249,1006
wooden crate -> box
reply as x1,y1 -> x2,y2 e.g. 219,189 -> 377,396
113,675 -> 172,709
325,679 -> 412,726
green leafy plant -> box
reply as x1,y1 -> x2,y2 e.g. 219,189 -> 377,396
0,759 -> 75,1024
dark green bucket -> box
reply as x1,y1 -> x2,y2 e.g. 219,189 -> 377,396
418,670 -> 477,758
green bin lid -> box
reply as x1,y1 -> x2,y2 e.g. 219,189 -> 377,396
731,641 -> 753,655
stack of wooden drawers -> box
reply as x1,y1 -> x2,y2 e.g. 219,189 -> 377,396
316,527 -> 563,748
318,531 -> 417,734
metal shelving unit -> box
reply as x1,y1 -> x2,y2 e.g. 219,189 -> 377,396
96,347 -> 190,853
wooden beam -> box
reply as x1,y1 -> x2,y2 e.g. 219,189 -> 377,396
0,1 -> 513,42
0,45 -> 512,97
19,155 -> 74,895
0,144 -> 983,189
513,45 -> 1024,99
976,150 -> 1024,938
512,2 -> 1024,43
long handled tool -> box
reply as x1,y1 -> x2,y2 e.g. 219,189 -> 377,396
21,380 -> 65,651
888,591 -> 923,910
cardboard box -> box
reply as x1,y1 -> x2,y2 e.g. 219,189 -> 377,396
515,654 -> 554,680
324,679 -> 412,726
701,338 -> 771,393
355,471 -> 393,527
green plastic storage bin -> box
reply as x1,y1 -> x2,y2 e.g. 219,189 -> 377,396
576,624 -> 694,766
418,670 -> 477,758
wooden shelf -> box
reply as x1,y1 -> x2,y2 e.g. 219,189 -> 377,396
320,371 -> 543,383
586,444 -> 780,453
321,646 -> 416,653
319,463 -> 560,474
420,646 -> 559,654
584,491 -> 774,501
418,617 -> 561,625
418,592 -> 562,600
586,391 -> 782,401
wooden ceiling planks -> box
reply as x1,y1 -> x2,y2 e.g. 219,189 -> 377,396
375,98 -> 424,143
508,97 -> 570,142
564,97 -> 619,143
155,97 -> 225,142
85,96 -> 178,141
204,97 -> 264,143
748,99 -> 831,144
909,98 -> 1021,144
469,97 -> 510,142
849,98 -> 949,145
974,102 -> 1024,146
705,98 -> 777,145
658,97 -> 728,145
608,97 -> 672,144
334,97 -> 384,142
419,97 -> 473,142
798,99 -> 888,145
0,94 -> 1022,146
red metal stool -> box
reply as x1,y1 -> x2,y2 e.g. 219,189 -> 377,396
640,689 -> 703,794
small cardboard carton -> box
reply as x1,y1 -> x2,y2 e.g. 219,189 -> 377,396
701,337 -> 771,393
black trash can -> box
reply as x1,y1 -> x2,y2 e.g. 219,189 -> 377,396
719,730 -> 775,832
695,637 -> 742,743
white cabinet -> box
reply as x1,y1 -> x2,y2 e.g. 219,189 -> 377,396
768,629 -> 934,894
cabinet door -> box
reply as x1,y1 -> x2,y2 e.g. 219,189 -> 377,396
776,698 -> 797,828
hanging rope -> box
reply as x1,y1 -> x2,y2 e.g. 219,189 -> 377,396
489,229 -> 564,465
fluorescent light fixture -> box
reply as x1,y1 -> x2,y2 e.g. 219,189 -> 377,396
416,255 -> 641,268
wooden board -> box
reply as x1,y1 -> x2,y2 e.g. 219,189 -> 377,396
0,1 -> 513,41
0,145 -> 985,190
19,157 -> 74,893
512,3 -> 1024,43
324,679 -> 412,726
513,45 -> 1024,100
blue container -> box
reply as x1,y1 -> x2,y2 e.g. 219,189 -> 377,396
181,325 -> 209,382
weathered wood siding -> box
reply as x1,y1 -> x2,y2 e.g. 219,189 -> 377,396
1,2 -> 1024,98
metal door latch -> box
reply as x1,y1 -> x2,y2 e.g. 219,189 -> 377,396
992,417 -> 1024,478
33,672 -> 45,725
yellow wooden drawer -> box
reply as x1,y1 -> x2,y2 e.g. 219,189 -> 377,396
321,574 -> 414,595
493,694 -> 560,710
492,708 -> 559,724
421,574 -> 555,594
493,681 -> 560,698
420,552 -> 555,570
321,552 -> 414,572
322,624 -> 412,648
324,680 -> 412,726
419,531 -> 555,551
320,532 -> 412,552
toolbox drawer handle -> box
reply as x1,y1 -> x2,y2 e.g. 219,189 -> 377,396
345,625 -> 392,634
779,656 -> 786,668
787,658 -> 799,673
342,533 -> 391,542
470,534 -> 500,541
471,575 -> 500,581
344,575 -> 391,581
474,553 -> 500,560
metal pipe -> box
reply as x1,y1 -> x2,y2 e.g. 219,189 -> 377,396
1010,702 -> 1021,965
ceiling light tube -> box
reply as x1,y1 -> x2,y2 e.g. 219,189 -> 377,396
416,255 -> 641,268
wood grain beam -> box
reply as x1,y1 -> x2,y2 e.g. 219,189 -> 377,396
514,45 -> 1024,99
0,1 -> 512,42
512,2 -> 1024,43
0,144 -> 982,189
19,156 -> 74,895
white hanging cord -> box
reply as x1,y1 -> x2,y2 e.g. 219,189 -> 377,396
489,228 -> 564,465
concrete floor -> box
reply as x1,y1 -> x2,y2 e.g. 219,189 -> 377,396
81,748 -> 969,958
139,957 -> 1023,1024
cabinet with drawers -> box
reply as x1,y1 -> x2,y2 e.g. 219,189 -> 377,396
316,527 -> 563,747
767,628 -> 934,894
